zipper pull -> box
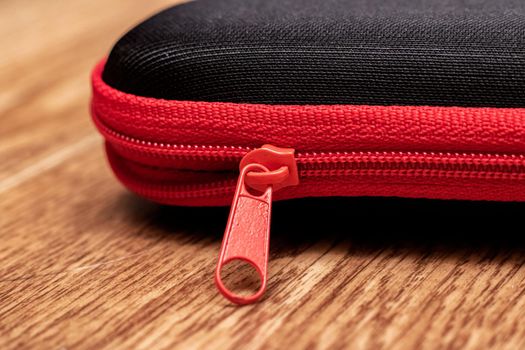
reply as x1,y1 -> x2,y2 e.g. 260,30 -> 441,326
215,145 -> 299,305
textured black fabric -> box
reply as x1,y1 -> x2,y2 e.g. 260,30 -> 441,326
103,0 -> 525,107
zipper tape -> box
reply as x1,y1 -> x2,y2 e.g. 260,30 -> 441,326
92,60 -> 525,155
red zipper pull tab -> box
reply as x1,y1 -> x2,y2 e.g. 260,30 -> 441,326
215,145 -> 299,305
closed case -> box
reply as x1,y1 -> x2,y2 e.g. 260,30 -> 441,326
92,0 -> 525,304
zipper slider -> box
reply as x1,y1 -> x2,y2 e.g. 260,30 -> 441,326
215,145 -> 299,304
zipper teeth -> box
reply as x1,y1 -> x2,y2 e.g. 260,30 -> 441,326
96,113 -> 525,169
96,114 -> 525,200
94,114 -> 251,159
299,153 -> 525,173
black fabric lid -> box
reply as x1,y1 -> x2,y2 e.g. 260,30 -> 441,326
103,0 -> 525,107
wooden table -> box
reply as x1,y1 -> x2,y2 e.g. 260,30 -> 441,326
2,1 -> 525,349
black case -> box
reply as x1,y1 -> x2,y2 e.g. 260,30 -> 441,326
103,0 -> 525,107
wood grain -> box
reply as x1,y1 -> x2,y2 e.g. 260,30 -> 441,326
2,1 -> 525,349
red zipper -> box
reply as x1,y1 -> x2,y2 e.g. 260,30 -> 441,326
215,145 -> 299,304
96,113 -> 525,186
98,117 -> 525,199
95,115 -> 525,304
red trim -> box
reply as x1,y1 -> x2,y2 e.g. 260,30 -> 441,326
92,60 -> 525,204
92,60 -> 525,154
106,144 -> 525,205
